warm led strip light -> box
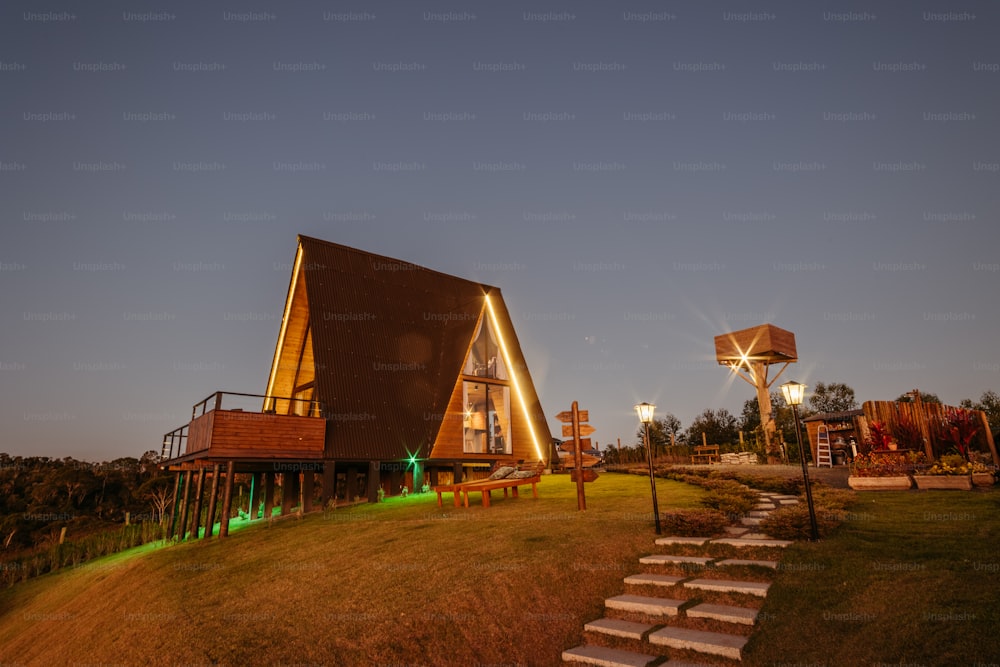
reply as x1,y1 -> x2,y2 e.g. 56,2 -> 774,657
484,293 -> 545,462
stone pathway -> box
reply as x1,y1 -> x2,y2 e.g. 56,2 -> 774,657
562,491 -> 798,666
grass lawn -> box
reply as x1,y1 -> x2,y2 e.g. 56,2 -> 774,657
0,473 -> 701,666
746,489 -> 1000,666
3,475 -> 998,666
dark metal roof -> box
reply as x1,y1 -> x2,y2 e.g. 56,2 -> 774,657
296,236 -> 544,461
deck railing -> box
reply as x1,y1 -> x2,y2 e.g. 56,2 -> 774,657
161,391 -> 324,461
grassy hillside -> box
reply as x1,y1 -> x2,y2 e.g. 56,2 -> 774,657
4,472 -> 998,666
0,473 -> 701,666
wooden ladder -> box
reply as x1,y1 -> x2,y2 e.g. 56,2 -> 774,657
816,425 -> 833,468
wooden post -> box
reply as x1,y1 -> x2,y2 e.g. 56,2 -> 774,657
321,462 -> 336,507
302,470 -> 315,513
264,471 -> 275,518
167,472 -> 183,539
980,411 -> 1000,466
220,461 -> 236,537
59,526 -> 67,545
702,432 -> 708,448
249,472 -> 262,520
203,464 -> 221,539
367,461 -> 380,503
125,512 -> 130,527
345,467 -> 358,501
282,471 -> 298,515
452,462 -> 463,485
572,401 -> 585,511
177,471 -> 192,540
190,467 -> 206,540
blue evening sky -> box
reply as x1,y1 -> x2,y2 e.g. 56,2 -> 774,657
2,1 -> 998,459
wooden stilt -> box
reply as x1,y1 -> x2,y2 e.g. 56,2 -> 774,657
367,461 -> 380,503
167,472 -> 183,539
321,462 -> 336,508
264,471 -> 275,518
345,467 -> 357,501
203,464 -> 221,539
250,472 -> 263,519
452,462 -> 463,484
220,461 -> 236,537
189,468 -> 206,540
177,471 -> 192,540
302,471 -> 314,513
280,471 -> 297,515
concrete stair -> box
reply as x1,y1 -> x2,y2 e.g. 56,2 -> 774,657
584,617 -> 656,640
684,578 -> 770,597
605,594 -> 686,617
687,603 -> 759,625
563,487 -> 799,665
624,573 -> 684,588
648,627 -> 748,661
562,645 -> 661,667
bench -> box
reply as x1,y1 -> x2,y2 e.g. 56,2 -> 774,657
460,461 -> 544,508
691,445 -> 720,464
434,461 -> 544,508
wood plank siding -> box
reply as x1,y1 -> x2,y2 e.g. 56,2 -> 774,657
186,410 -> 325,460
714,323 -> 797,363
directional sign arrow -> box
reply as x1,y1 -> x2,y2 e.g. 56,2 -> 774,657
571,469 -> 599,483
556,410 -> 589,423
562,423 -> 596,438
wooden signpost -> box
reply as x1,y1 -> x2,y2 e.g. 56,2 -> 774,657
557,401 -> 598,510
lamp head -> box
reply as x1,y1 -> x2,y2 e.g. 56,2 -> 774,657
634,402 -> 656,424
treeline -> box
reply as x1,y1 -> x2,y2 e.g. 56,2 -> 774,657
605,385 -> 1000,465
0,450 -> 173,555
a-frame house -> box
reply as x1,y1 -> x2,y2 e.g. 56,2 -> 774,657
160,236 -> 551,538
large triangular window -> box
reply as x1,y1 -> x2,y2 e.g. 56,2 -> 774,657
461,310 -> 511,454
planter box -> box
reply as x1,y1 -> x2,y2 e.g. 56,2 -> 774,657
972,472 -> 995,488
848,476 -> 913,491
912,475 -> 973,490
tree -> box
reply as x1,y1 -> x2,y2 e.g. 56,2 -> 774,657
738,398 -> 761,434
686,408 -> 738,447
137,475 -> 175,524
896,390 -> 941,404
634,414 -> 683,458
808,381 -> 858,414
960,390 -> 1000,434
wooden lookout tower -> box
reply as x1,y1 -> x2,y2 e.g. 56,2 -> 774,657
714,323 -> 797,459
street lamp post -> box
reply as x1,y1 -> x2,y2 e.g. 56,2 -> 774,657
634,402 -> 661,535
779,380 -> 819,541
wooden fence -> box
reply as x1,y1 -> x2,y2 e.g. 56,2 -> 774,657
862,400 -> 999,465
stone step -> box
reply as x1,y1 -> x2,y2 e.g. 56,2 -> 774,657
747,510 -> 770,518
584,617 -> 657,640
715,558 -> 779,570
739,517 -> 762,526
640,554 -> 713,566
624,573 -> 685,587
710,537 -> 792,548
687,602 -> 759,626
655,536 -> 708,546
753,504 -> 776,511
723,526 -> 749,536
648,626 -> 748,661
562,644 -> 661,667
740,532 -> 778,540
605,594 -> 686,617
771,495 -> 799,501
777,499 -> 799,505
684,578 -> 770,597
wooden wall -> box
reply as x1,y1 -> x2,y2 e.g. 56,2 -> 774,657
190,410 -> 326,459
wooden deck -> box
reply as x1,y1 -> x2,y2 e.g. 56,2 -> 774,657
173,409 -> 326,463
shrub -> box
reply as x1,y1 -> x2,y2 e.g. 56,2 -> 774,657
760,504 -> 842,540
660,509 -> 730,537
698,480 -> 757,517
